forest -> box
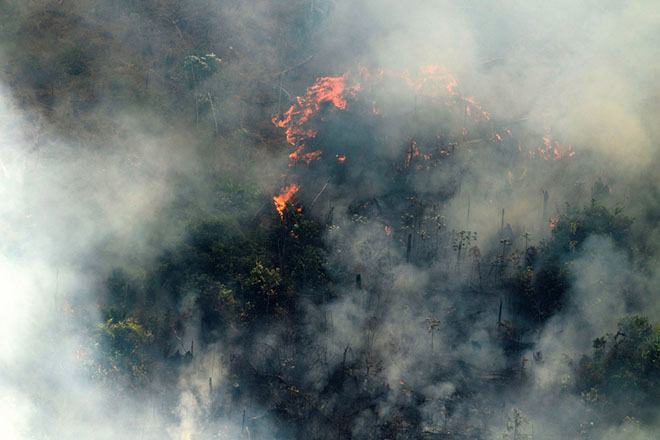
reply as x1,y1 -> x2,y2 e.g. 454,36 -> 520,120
1,1 -> 660,439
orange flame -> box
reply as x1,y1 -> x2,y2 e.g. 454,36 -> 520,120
270,66 -> 578,222
385,225 -> 391,235
274,65 -> 496,173
404,141 -> 420,168
538,131 -> 574,160
403,65 -> 490,121
273,74 -> 360,165
549,217 -> 559,228
298,150 -> 323,163
274,184 -> 300,218
462,96 -> 490,122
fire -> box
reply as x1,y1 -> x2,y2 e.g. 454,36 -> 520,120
274,65 -> 500,175
273,184 -> 300,218
296,149 -> 323,163
536,130 -> 574,160
273,74 -> 360,165
409,64 -> 459,97
270,64 -> 578,220
549,217 -> 559,228
404,64 -> 490,121
462,95 -> 490,122
385,225 -> 391,235
404,141 -> 421,168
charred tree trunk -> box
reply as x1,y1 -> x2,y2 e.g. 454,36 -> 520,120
406,234 -> 412,263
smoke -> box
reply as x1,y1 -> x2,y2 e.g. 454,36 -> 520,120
303,0 -> 660,437
326,0 -> 660,169
3,0 -> 660,438
0,81 -> 257,438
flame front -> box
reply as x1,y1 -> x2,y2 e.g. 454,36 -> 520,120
273,74 -> 360,165
270,64 -> 577,221
274,184 -> 300,218
273,65 -> 505,177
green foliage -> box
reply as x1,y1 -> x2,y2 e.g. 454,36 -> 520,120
544,200 -> 632,263
94,198 -> 330,354
269,204 -> 330,293
512,201 -> 633,322
577,316 -> 660,422
194,275 -> 250,333
94,315 -> 154,386
183,53 -> 222,86
152,219 -> 257,305
245,260 -> 283,298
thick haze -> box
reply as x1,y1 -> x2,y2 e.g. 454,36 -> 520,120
325,0 -> 660,167
2,0 -> 660,439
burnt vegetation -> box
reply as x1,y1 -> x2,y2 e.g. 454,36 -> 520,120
3,1 -> 660,439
